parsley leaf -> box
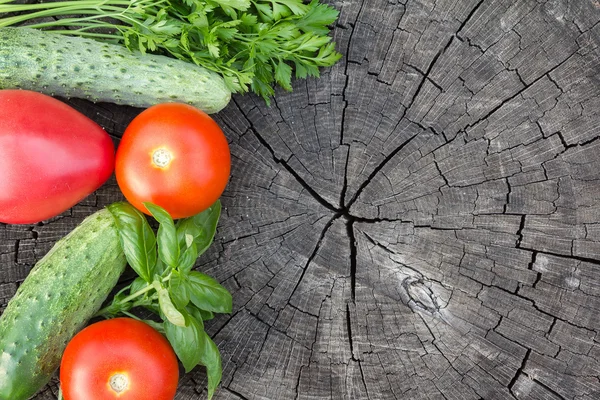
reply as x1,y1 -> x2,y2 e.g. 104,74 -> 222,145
296,0 -> 340,35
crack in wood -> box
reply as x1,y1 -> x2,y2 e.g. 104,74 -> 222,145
246,124 -> 339,213
223,387 -> 251,400
463,50 -> 579,134
525,372 -> 570,400
508,348 -> 532,397
456,0 -> 486,39
287,214 -> 339,306
344,133 -> 419,210
347,228 -> 358,303
518,246 -> 600,267
338,0 -> 369,206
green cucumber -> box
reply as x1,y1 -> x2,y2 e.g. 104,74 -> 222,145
0,27 -> 231,113
0,208 -> 127,400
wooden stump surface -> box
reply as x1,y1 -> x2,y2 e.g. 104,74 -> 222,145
3,0 -> 600,399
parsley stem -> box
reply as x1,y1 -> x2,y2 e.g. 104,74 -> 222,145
0,0 -> 132,11
18,14 -> 129,28
0,0 -> 167,28
0,7 -> 123,28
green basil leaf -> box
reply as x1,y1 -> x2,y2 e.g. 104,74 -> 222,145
157,284 -> 186,326
199,308 -> 215,321
155,257 -> 167,276
111,285 -> 130,303
145,202 -> 179,268
129,276 -> 148,296
164,313 -> 205,373
199,332 -> 222,400
170,270 -> 191,309
178,241 -> 198,273
185,233 -> 194,248
186,304 -> 204,322
176,200 -> 221,256
107,202 -> 157,283
187,305 -> 214,322
188,271 -> 232,314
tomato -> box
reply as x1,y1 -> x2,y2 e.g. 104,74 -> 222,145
60,318 -> 179,400
0,90 -> 115,224
115,103 -> 230,219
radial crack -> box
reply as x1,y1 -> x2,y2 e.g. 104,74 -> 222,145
247,124 -> 339,213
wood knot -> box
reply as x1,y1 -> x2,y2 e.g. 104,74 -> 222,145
400,277 -> 440,315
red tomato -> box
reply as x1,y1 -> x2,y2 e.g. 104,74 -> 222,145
115,103 -> 230,219
0,90 -> 115,224
60,318 -> 179,400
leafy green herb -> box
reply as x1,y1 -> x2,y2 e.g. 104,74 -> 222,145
165,312 -> 206,372
187,271 -> 233,313
176,199 -> 221,254
0,0 -> 342,103
199,333 -> 223,399
107,202 -> 157,283
98,200 -> 230,400
145,202 -> 179,268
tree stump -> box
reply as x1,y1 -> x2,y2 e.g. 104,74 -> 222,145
3,0 -> 600,399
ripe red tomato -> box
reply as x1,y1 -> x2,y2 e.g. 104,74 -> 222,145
60,318 -> 179,400
115,103 -> 230,219
0,90 -> 115,224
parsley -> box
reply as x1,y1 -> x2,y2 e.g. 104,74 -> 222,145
0,0 -> 342,103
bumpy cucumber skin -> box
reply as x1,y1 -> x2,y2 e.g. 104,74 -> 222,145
0,27 -> 231,113
0,209 -> 126,400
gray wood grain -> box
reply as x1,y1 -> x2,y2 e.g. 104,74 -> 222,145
2,0 -> 600,398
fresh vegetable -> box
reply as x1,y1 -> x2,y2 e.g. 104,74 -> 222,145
0,0 -> 342,103
0,89 -> 115,224
0,209 -> 127,400
0,27 -> 231,113
97,201 -> 230,399
60,318 -> 179,400
116,103 -> 230,219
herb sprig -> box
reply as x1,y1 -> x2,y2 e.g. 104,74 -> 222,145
98,201 -> 230,399
0,0 -> 342,103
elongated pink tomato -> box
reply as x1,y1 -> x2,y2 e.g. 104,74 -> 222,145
0,90 -> 115,224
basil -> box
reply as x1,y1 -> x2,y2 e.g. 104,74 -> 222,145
98,200 -> 230,400
165,313 -> 205,373
145,202 -> 179,269
129,276 -> 147,295
176,200 -> 221,256
157,284 -> 186,327
199,333 -> 222,399
188,271 -> 233,314
178,240 -> 199,273
169,270 -> 191,309
107,202 -> 157,282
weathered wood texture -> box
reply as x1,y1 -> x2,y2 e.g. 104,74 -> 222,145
2,0 -> 600,398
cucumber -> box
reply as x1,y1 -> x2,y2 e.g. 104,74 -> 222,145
0,27 -> 231,114
0,208 -> 127,400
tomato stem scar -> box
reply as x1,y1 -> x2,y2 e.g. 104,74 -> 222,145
152,148 -> 172,168
109,373 -> 129,393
